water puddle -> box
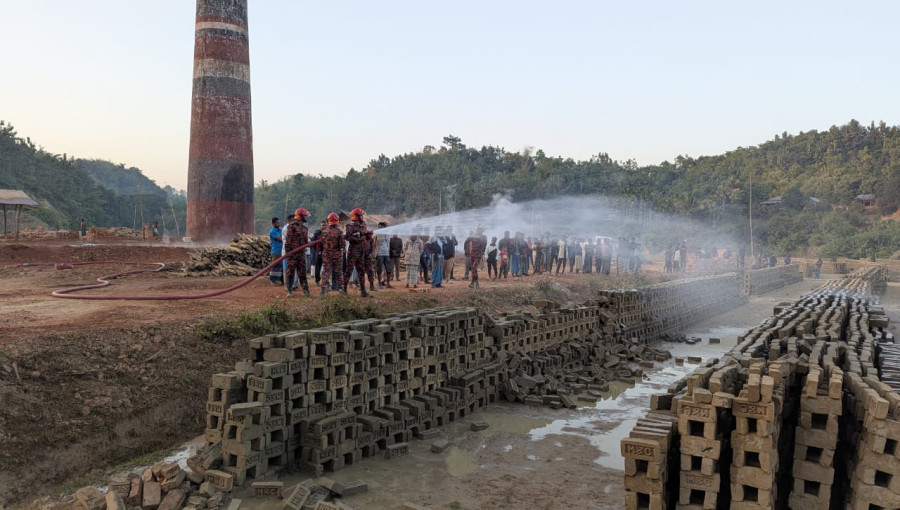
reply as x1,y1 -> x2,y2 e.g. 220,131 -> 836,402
445,447 -> 480,477
524,324 -> 755,470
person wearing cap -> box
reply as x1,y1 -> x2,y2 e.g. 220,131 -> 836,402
284,208 -> 311,297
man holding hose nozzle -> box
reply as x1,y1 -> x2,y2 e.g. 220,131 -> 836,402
343,208 -> 370,297
284,208 -> 311,297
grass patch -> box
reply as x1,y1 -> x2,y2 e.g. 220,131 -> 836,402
317,293 -> 381,325
195,301 -> 313,343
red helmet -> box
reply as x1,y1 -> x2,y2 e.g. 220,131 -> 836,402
294,208 -> 309,220
350,207 -> 365,221
326,213 -> 340,225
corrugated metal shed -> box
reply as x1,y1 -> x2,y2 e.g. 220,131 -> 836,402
0,189 -> 40,240
0,189 -> 39,208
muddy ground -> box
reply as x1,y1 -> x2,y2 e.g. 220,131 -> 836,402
0,241 -> 657,506
1,241 -> 896,509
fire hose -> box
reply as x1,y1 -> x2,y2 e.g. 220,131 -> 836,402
5,240 -> 320,301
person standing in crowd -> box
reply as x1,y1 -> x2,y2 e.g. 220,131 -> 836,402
814,257 -> 823,279
389,232 -> 403,283
600,238 -> 612,275
442,226 -> 458,281
363,224 -> 378,293
374,222 -> 393,289
420,228 -> 431,284
469,225 -> 487,289
623,237 -> 637,273
510,232 -> 521,277
404,228 -> 424,288
567,237 -> 578,274
633,244 -> 643,274
533,237 -> 544,275
463,231 -> 473,280
556,237 -> 567,275
282,216 -> 297,291
319,213 -> 344,295
542,236 -> 552,274
583,238 -> 594,273
526,237 -> 535,275
549,237 -> 559,274
499,244 -> 509,279
519,233 -> 531,276
679,240 -> 688,272
284,208 -> 311,297
343,208 -> 370,297
784,254 -> 792,266
664,243 -> 674,273
268,217 -> 283,285
430,227 -> 445,288
486,236 -> 498,281
311,221 -> 325,286
79,218 -> 87,240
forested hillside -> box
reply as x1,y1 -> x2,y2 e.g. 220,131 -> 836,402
2,118 -> 898,257
0,121 -> 186,230
256,121 -> 900,258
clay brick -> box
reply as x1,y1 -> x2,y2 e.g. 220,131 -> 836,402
251,481 -> 283,498
159,489 -> 186,510
142,482 -> 162,510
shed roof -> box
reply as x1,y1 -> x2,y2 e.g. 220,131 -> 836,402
0,189 -> 39,208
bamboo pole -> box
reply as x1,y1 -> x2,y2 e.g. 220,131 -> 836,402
138,182 -> 145,240
169,198 -> 180,237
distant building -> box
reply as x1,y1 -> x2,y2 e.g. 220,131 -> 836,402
856,194 -> 875,206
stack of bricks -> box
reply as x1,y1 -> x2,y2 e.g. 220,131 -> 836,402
729,363 -> 790,509
198,302 -> 635,487
788,362 -> 842,510
742,264 -> 803,296
599,274 -> 749,343
623,266 -> 893,510
622,406 -> 678,510
675,363 -> 734,510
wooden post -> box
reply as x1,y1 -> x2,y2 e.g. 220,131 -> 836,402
15,205 -> 21,240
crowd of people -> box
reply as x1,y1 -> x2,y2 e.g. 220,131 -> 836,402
266,209 -> 821,299
267,209 -> 676,298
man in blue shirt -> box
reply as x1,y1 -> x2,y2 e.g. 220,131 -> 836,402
269,217 -> 283,285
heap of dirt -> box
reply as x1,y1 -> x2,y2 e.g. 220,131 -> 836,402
183,234 -> 271,276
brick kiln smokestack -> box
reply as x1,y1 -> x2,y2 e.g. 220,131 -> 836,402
186,0 -> 254,242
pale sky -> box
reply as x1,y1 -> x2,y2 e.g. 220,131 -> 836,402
2,1 -> 898,190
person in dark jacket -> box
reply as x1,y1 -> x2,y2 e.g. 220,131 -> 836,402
389,233 -> 403,282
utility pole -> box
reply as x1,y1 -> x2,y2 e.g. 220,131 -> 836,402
169,197 -> 181,237
749,173 -> 754,260
138,182 -> 145,240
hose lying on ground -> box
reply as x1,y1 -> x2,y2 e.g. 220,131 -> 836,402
4,240 -> 320,301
